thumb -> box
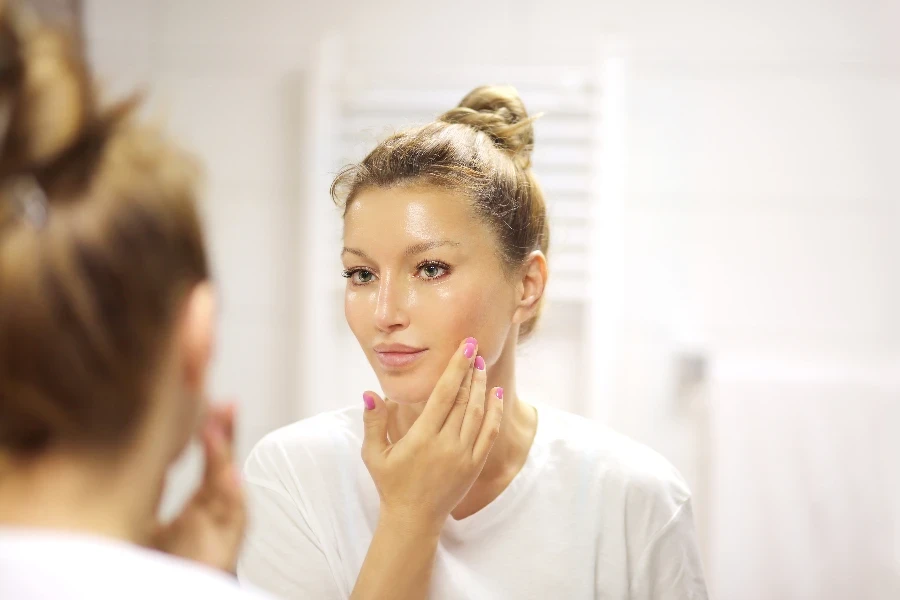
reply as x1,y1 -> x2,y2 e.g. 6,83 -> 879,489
361,392 -> 389,456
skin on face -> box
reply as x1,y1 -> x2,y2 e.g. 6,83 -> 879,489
341,185 -> 520,405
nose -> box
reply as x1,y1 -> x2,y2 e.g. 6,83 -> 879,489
373,271 -> 410,333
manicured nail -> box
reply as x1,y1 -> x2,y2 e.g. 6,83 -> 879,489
465,337 -> 477,345
363,393 -> 375,410
464,343 -> 476,359
475,356 -> 485,371
496,388 -> 504,400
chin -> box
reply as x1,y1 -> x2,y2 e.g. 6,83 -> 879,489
377,377 -> 430,405
372,366 -> 440,405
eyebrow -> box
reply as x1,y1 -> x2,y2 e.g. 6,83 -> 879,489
340,247 -> 374,261
341,240 -> 461,260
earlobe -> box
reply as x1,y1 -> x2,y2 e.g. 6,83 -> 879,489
511,251 -> 548,324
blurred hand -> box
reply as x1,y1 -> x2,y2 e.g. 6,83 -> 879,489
152,403 -> 246,574
361,338 -> 504,531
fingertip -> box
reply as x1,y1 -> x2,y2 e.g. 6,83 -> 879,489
363,391 -> 384,411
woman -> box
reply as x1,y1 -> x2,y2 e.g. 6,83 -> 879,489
0,6 -> 499,599
238,86 -> 709,599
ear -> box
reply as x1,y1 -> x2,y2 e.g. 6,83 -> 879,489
512,251 -> 548,326
179,281 -> 217,396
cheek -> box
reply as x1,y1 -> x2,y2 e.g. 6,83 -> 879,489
344,288 -> 370,340
416,281 -> 512,358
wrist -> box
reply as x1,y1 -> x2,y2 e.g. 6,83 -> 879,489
377,506 -> 445,541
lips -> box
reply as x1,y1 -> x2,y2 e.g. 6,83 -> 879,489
373,344 -> 427,369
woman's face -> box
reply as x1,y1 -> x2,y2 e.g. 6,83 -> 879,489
342,185 -> 518,405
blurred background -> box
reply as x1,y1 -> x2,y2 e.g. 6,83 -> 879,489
38,0 -> 900,597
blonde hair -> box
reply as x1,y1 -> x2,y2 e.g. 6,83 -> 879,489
0,4 -> 209,455
331,85 -> 550,340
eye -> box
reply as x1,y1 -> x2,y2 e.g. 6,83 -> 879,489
416,261 -> 449,280
342,268 -> 376,285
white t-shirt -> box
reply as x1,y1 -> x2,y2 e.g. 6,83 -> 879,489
238,405 -> 709,599
0,528 -> 273,600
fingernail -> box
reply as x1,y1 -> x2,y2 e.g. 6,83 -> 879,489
464,343 -> 475,359
363,393 -> 375,410
496,388 -> 504,400
475,356 -> 485,371
465,337 -> 477,345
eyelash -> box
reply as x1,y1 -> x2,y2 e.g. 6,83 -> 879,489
341,260 -> 452,286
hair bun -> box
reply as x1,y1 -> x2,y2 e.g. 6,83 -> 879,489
439,85 -> 538,168
0,3 -> 91,174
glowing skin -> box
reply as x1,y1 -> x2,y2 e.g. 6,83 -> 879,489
342,184 -> 547,520
342,185 -> 517,406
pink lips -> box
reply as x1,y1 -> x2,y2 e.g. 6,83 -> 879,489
373,343 -> 427,369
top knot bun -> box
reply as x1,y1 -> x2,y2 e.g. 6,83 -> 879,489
0,2 -> 94,179
439,85 -> 537,168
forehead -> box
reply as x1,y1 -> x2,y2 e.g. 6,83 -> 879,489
343,185 -> 484,244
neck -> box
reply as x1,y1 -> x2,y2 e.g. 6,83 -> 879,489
389,332 -> 537,482
0,443 -> 168,545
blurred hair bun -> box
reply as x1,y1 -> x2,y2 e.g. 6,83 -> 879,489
0,2 -> 92,175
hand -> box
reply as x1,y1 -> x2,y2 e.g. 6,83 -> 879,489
360,338 -> 504,530
152,402 -> 246,574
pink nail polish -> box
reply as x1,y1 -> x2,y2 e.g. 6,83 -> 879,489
465,337 -> 477,345
363,393 -> 375,410
464,343 -> 475,359
496,388 -> 504,400
475,356 -> 485,371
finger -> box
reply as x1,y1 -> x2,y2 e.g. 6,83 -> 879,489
417,337 -> 478,434
220,403 -> 236,465
459,357 -> 488,446
455,352 -> 477,404
220,402 -> 236,443
361,391 -> 390,463
473,387 -> 504,461
441,356 -> 477,436
204,403 -> 236,473
205,402 -> 235,439
206,461 -> 246,525
199,418 -> 228,495
199,415 -> 244,523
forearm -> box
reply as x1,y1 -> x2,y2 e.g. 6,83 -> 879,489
351,511 -> 442,600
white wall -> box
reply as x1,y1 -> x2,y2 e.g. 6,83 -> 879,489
84,0 -> 899,447
620,57 -> 899,597
85,0 -> 899,595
